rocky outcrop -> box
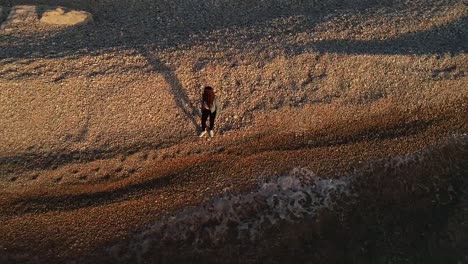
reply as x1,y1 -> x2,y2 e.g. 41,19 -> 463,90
7,5 -> 38,24
0,5 -> 92,30
40,7 -> 93,26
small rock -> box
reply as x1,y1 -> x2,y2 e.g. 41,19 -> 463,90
40,6 -> 93,26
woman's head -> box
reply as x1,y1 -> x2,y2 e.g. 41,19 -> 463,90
203,86 -> 215,107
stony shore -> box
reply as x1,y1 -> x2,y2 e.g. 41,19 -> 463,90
0,0 -> 467,263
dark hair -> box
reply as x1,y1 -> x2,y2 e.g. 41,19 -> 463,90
203,86 -> 215,108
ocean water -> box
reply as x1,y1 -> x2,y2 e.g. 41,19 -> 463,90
107,134 -> 468,263
109,168 -> 350,262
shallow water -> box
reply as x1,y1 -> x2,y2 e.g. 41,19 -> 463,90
107,134 -> 468,263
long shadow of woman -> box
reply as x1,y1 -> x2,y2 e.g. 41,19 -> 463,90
139,46 -> 201,133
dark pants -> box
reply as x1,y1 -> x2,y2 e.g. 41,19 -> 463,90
201,109 -> 216,131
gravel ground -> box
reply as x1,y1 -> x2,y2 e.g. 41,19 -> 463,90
0,0 -> 467,263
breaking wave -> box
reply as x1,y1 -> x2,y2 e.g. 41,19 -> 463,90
107,134 -> 467,263
108,168 -> 350,262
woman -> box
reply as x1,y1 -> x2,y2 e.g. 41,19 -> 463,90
199,86 -> 220,138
